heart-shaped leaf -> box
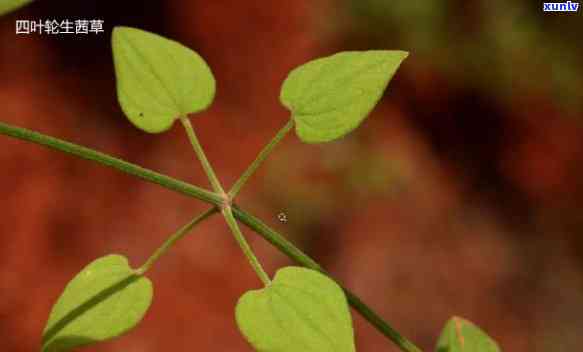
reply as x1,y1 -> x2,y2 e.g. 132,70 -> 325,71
41,255 -> 153,352
112,26 -> 216,133
436,316 -> 501,352
0,0 -> 34,16
280,50 -> 408,143
235,266 -> 355,352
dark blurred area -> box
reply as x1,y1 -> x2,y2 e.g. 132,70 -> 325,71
1,1 -> 582,351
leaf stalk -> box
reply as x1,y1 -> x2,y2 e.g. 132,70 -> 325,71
136,207 -> 218,274
0,120 -> 422,352
228,119 -> 294,198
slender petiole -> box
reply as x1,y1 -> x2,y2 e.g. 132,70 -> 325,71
228,119 -> 294,199
222,206 -> 271,286
0,120 -> 422,352
180,117 -> 270,285
232,205 -> 423,352
180,117 -> 226,197
136,206 -> 218,275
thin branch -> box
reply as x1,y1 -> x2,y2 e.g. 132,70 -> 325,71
136,207 -> 218,274
180,117 -> 226,196
0,121 -> 224,206
222,206 -> 271,286
228,119 -> 293,198
0,120 -> 423,352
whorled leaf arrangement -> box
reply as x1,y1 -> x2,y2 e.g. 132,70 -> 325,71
0,18 -> 502,351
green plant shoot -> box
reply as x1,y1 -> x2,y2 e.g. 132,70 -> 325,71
0,20 -> 505,352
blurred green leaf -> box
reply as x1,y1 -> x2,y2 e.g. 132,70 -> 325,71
42,255 -> 153,352
0,0 -> 34,16
235,266 -> 355,352
436,316 -> 500,352
112,26 -> 215,133
280,50 -> 408,143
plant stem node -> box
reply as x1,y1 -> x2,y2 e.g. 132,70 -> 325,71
220,192 -> 232,210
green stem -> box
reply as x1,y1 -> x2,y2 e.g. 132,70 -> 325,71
179,118 -> 269,285
136,207 -> 218,275
0,121 -> 223,206
180,117 -> 226,196
222,206 -> 271,286
0,120 -> 422,352
231,205 -> 423,352
343,292 -> 423,352
228,119 -> 293,198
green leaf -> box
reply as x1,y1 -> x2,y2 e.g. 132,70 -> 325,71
280,50 -> 408,143
235,266 -> 355,352
0,0 -> 34,16
112,26 -> 216,133
436,316 -> 501,352
41,255 -> 153,352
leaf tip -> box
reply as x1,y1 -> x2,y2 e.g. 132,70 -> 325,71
395,50 -> 410,64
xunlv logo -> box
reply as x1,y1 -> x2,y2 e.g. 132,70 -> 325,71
543,1 -> 580,11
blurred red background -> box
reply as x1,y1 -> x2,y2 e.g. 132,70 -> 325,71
1,1 -> 583,351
